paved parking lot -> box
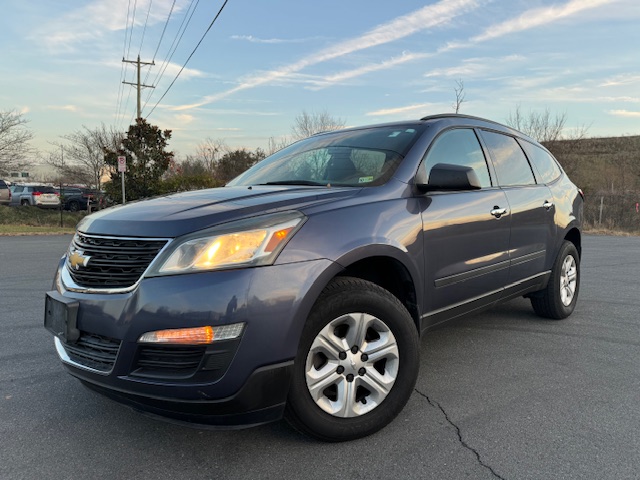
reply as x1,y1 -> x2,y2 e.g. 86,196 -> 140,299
1,234 -> 639,479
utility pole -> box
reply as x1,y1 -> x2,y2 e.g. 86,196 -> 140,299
122,55 -> 154,201
59,145 -> 64,228
122,55 -> 155,120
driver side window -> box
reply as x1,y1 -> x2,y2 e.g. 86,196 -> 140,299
423,129 -> 492,188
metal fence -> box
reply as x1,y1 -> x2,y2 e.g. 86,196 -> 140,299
583,193 -> 640,233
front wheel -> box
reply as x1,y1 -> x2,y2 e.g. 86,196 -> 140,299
530,241 -> 580,319
285,277 -> 419,442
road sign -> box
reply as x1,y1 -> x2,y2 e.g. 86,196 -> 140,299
117,156 -> 127,173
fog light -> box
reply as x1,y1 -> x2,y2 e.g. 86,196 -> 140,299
138,323 -> 245,345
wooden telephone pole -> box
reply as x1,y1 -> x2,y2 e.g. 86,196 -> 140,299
122,55 -> 155,120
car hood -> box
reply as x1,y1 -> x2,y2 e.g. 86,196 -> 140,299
78,185 -> 359,237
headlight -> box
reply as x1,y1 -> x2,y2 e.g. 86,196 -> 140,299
146,211 -> 305,276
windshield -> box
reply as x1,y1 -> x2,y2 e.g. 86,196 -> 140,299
228,125 -> 425,187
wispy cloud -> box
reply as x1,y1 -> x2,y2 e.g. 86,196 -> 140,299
608,110 -> 640,118
34,0 -> 185,50
172,0 -> 481,110
472,0 -> 618,42
600,74 -> 640,87
366,103 -> 438,116
230,35 -> 319,44
309,52 -> 431,90
425,54 -> 524,78
45,105 -> 79,112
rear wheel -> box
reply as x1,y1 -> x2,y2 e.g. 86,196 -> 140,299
20,199 -> 29,206
68,200 -> 80,212
531,241 -> 580,319
285,277 -> 419,441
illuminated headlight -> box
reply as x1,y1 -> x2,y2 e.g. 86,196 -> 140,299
146,211 -> 305,276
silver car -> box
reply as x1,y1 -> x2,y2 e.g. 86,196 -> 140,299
10,184 -> 60,208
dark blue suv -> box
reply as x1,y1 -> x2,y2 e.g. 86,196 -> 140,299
45,114 -> 583,441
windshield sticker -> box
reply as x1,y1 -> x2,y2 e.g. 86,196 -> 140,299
359,176 -> 374,183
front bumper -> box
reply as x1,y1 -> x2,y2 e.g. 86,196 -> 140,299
48,257 -> 338,427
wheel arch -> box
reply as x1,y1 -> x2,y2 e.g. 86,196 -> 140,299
564,227 -> 581,258
328,245 -> 423,333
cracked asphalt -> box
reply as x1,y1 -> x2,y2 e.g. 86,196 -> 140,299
1,234 -> 639,479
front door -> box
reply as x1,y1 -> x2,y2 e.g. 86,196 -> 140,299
419,128 -> 511,326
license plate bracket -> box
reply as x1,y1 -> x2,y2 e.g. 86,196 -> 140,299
44,291 -> 80,343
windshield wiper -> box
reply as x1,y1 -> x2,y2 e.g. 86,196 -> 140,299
258,180 -> 329,186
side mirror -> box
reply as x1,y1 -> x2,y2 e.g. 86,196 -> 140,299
416,163 -> 482,192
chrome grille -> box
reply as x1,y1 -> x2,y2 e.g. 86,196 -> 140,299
66,233 -> 168,288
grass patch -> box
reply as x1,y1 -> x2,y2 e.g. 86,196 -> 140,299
0,205 -> 87,235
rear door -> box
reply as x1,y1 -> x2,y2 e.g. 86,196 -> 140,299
478,130 -> 556,285
418,128 -> 511,324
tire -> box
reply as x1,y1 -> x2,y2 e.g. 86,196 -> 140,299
20,199 -> 29,206
68,200 -> 80,212
285,277 -> 420,442
531,241 -> 580,320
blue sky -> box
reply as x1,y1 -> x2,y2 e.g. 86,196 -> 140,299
1,0 -> 639,159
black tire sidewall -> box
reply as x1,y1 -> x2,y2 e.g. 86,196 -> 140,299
286,277 -> 419,441
550,241 -> 580,318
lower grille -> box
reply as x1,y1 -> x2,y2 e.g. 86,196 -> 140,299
64,333 -> 121,373
132,346 -> 206,379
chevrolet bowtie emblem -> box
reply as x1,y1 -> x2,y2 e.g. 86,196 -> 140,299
69,250 -> 91,270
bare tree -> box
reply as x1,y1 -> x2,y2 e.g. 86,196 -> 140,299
506,105 -> 567,143
53,124 -> 124,189
452,79 -> 466,114
291,110 -> 345,140
266,136 -> 291,156
0,110 -> 35,174
193,138 -> 228,174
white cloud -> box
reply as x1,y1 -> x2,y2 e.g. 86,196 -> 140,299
311,52 -> 431,89
425,55 -> 524,78
600,74 -> 640,87
472,0 -> 619,42
172,0 -> 481,110
34,0 -> 187,50
45,105 -> 79,112
174,114 -> 194,124
230,35 -> 318,44
366,103 -> 437,116
608,110 -> 640,118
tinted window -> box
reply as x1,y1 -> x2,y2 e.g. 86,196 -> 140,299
480,131 -> 535,186
0,181 -> 7,190
520,141 -> 562,184
12,186 -> 24,193
422,128 -> 492,188
229,125 -> 425,187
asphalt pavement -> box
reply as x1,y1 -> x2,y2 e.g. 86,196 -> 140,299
1,234 -> 638,480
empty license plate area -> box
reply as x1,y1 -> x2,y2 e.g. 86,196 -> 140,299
44,291 -> 80,343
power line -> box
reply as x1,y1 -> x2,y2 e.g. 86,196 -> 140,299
137,0 -> 154,57
141,0 -> 200,114
146,0 -> 230,119
115,0 -> 134,124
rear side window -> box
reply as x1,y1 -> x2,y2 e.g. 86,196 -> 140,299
12,186 -> 24,193
480,130 -> 536,187
520,141 -> 562,184
0,181 -> 7,190
422,128 -> 492,188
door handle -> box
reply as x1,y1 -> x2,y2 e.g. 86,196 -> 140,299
490,206 -> 508,218
543,201 -> 554,210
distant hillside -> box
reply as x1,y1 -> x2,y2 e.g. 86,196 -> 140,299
545,135 -> 640,232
